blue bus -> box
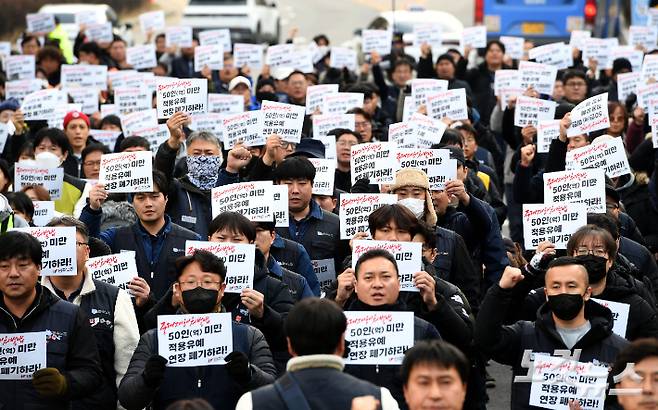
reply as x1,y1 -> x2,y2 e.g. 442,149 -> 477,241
478,0 -> 628,43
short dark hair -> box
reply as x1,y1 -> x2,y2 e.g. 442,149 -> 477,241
208,212 -> 256,242
562,69 -> 587,85
414,221 -> 437,250
5,192 -> 34,221
546,256 -> 589,286
152,170 -> 169,195
81,143 -> 110,162
391,58 -> 414,74
354,249 -> 399,278
78,42 -> 103,59
0,231 -> 43,267
36,46 -> 63,64
587,213 -> 620,241
313,34 -> 329,45
120,136 -> 150,152
327,128 -> 361,143
100,114 -> 122,131
346,107 -> 372,122
566,225 -> 618,257
486,40 -> 505,54
21,34 -> 40,47
254,221 -> 276,233
273,156 -> 316,183
611,338 -> 658,386
46,215 -> 90,242
175,249 -> 227,282
285,298 -> 347,356
34,128 -> 72,155
437,128 -> 463,148
401,340 -> 470,385
368,204 -> 421,238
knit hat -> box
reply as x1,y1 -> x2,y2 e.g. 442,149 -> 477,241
436,53 -> 456,68
0,98 -> 20,113
389,169 -> 438,226
63,111 -> 90,129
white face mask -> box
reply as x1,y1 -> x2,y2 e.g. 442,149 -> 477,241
398,197 -> 425,219
34,152 -> 62,169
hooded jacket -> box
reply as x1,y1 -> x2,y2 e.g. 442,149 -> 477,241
476,284 -> 629,410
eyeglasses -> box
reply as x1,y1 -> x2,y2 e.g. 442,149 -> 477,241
337,140 -> 358,147
565,81 -> 587,88
280,142 -> 296,150
83,161 -> 101,168
76,242 -> 88,247
178,280 -> 222,290
575,247 -> 608,257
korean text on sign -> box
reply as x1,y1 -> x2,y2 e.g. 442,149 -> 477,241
211,181 -> 273,220
0,332 -> 46,380
185,241 -> 255,293
344,311 -> 414,365
351,240 -> 422,292
522,203 -> 587,250
351,142 -> 396,185
99,151 -> 154,193
87,251 -> 138,291
543,169 -> 606,213
339,194 -> 398,239
13,227 -> 76,276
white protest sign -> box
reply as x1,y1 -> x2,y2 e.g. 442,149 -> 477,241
222,110 -> 264,148
352,240 -> 422,292
494,70 -> 524,108
629,25 -> 658,50
194,45 -> 224,72
566,136 -> 631,178
14,227 -> 76,276
413,23 -> 443,50
31,201 -> 54,227
528,355 -> 608,410
61,64 -> 107,91
427,88 -> 468,121
409,113 -> 448,149
108,70 -> 139,89
652,116 -> 658,148
5,79 -> 43,104
309,158 -> 335,195
362,30 -> 392,55
513,96 -> 557,127
6,55 -> 35,80
126,44 -> 157,70
528,42 -> 572,69
583,37 -> 618,69
522,203 -> 587,250
617,72 -> 641,103
208,94 -> 244,114
306,84 -> 339,115
402,96 -> 415,122
134,124 -> 170,155
543,169 -> 606,213
591,298 -> 629,338
427,157 -> 457,191
21,89 -> 66,120
610,46 -> 643,72
292,48 -> 315,73
388,122 -> 416,148
566,93 -> 610,137
99,151 -> 154,193
75,10 -> 104,27
14,165 -> 63,200
261,100 -> 306,143
312,258 -> 336,290
569,30 -> 591,50
322,92 -> 364,115
85,23 -> 113,44
139,10 -> 165,34
114,86 -> 151,115
156,78 -> 208,119
312,113 -> 355,139
199,29 -> 232,51
519,61 -> 558,95
166,26 -> 193,48
351,142 -> 396,185
87,251 -> 137,291
314,134 -> 337,162
329,47 -> 358,72
211,181 -> 273,220
89,129 -> 120,150
26,14 -> 55,34
100,104 -> 117,119
411,79 -> 448,109
396,149 -> 457,190
637,82 -> 658,110
500,36 -> 525,60
266,44 -> 296,67
233,43 -> 263,68
0,122 -> 11,155
461,26 -> 487,48
339,194 -> 397,239
272,184 -> 289,228
537,120 -> 562,153
345,311 -> 414,365
0,332 -> 46,380
642,54 -> 658,84
65,87 -> 99,114
185,242 -> 256,293
157,313 -> 233,367
189,113 -> 225,136
121,109 -> 158,137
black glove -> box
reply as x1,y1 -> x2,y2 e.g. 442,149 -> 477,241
225,351 -> 251,384
142,355 -> 167,388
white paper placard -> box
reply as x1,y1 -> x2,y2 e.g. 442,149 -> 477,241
233,43 -> 263,68
89,129 -> 121,150
126,44 -> 157,70
261,100 -> 306,143
351,142 -> 396,185
362,30 -> 392,55
629,25 -> 658,50
272,185 -> 289,228
139,10 -> 165,34
591,298 -> 629,338
61,64 -> 107,91
396,149 -> 457,190
306,84 -> 339,115
413,23 -> 443,50
522,203 -> 587,249
222,110 -> 264,148
329,47 -> 358,72
6,55 -> 35,80
519,61 -> 558,96
85,23 -> 113,44
5,79 -> 43,104
198,29 -> 232,51
166,26 -> 193,48
636,82 -> 658,110
312,114 -> 355,140
494,70 -> 524,108
75,10 -> 105,27
513,96 -> 557,127
156,78 -> 208,119
266,44 -> 296,67
64,87 -> 99,114
543,169 -> 606,213
13,227 -> 76,276
461,26 -> 487,49
21,89 -> 66,121
31,201 -> 54,227
0,331 -> 46,379
388,122 -> 415,148
566,93 -> 610,137
185,242 -> 256,293
194,45 -> 224,72
308,158 -> 335,195
351,240 -> 423,292
211,181 -> 273,220
99,151 -> 154,193
121,109 -> 158,137
500,36 -> 525,60
617,72 -> 641,103
582,38 -> 618,70
339,194 -> 397,239
411,79 -> 448,109
208,94 -> 244,114
100,104 -> 118,119
409,113 -> 448,149
610,46 -> 643,73
344,311 -> 415,365
322,92 -> 364,115
642,54 -> 658,85
528,42 -> 572,69
427,88 -> 468,121
565,136 -> 631,178
312,258 -> 335,290
537,120 -> 562,153
26,13 -> 55,34
189,113 -> 225,136
114,86 -> 151,115
87,251 -> 138,291
14,165 -> 63,200
569,30 -> 591,50
157,313 -> 233,367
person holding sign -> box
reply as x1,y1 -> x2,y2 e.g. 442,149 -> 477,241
236,298 -> 400,410
465,41 -> 510,126
370,53 -> 414,122
475,257 -> 628,409
118,250 -> 277,410
561,70 -> 590,106
417,47 -> 473,99
40,216 -> 139,410
0,231 -> 103,409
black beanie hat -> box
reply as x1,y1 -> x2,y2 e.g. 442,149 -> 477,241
612,58 -> 632,75
436,53 -> 456,68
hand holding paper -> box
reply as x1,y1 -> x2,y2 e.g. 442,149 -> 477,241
240,288 -> 265,319
413,271 -> 438,310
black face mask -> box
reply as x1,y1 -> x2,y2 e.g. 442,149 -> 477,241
181,287 -> 219,314
547,293 -> 584,321
576,254 -> 608,283
256,91 -> 278,103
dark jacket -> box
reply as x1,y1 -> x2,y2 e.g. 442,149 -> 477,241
416,53 -> 474,99
270,234 -> 320,296
465,63 -> 509,126
372,63 -> 405,122
118,320 -> 276,410
0,284 -> 103,410
267,255 -> 313,301
475,284 -> 629,410
618,236 -> 658,301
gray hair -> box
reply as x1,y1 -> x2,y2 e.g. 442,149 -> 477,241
186,131 -> 222,150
